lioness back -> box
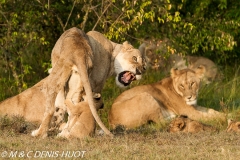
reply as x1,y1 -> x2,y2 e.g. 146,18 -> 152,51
0,78 -> 47,124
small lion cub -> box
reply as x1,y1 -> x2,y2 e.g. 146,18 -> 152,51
226,119 -> 240,132
58,92 -> 104,139
168,115 -> 217,133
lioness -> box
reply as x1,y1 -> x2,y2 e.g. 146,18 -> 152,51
0,70 -> 86,130
139,40 -> 218,84
108,67 -> 225,129
226,119 -> 240,132
0,78 -> 47,124
168,115 -> 217,133
58,93 -> 103,139
32,27 -> 145,138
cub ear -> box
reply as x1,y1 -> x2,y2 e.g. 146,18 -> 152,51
237,123 -> 240,129
228,119 -> 234,126
93,92 -> 101,100
194,65 -> 206,79
122,41 -> 134,51
176,119 -> 185,130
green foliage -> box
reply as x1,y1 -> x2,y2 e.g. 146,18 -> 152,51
0,0 -> 240,99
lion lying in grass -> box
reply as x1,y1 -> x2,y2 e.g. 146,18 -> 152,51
226,119 -> 240,132
109,67 -> 225,130
168,115 -> 217,133
58,93 -> 103,139
0,78 -> 47,124
139,39 -> 218,84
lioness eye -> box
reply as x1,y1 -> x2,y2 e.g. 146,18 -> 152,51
191,82 -> 195,86
179,85 -> 184,89
132,56 -> 137,62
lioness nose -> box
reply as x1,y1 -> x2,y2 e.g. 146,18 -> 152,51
136,68 -> 142,75
187,95 -> 192,100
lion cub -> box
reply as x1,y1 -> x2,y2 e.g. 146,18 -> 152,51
58,92 -> 104,139
226,119 -> 240,132
168,115 -> 217,133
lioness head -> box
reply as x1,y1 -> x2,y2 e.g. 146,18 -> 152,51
168,115 -> 216,133
171,66 -> 205,105
114,41 -> 146,87
226,119 -> 240,132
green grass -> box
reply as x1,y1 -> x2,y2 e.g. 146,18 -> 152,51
0,66 -> 240,159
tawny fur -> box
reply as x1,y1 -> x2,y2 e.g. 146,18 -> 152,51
168,115 -> 217,133
139,40 -> 218,84
32,27 -> 145,138
226,119 -> 240,132
58,93 -> 103,139
109,67 -> 225,129
0,78 -> 47,124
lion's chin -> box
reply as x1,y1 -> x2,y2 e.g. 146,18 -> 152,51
186,100 -> 197,106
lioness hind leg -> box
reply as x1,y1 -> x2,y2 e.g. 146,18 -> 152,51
109,92 -> 164,129
32,59 -> 72,138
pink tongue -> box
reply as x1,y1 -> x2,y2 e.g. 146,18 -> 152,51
122,72 -> 132,83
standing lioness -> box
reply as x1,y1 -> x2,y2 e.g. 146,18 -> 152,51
109,67 -> 225,129
32,27 -> 146,138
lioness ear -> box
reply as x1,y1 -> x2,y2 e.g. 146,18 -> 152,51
194,65 -> 206,79
170,68 -> 178,78
122,41 -> 134,51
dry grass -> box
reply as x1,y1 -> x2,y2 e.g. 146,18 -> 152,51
1,67 -> 240,159
0,115 -> 240,159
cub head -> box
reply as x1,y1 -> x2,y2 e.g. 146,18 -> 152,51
226,119 -> 240,132
82,92 -> 104,110
168,115 -> 216,133
171,66 -> 205,106
114,41 -> 146,87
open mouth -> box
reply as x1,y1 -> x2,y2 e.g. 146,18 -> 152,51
118,71 -> 136,86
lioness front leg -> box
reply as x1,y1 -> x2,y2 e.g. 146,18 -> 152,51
176,104 -> 225,121
194,105 -> 226,120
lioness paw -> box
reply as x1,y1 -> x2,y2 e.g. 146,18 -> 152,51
31,129 -> 48,138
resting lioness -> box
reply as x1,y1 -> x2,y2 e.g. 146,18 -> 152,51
226,119 -> 240,132
0,78 -> 47,124
32,27 -> 146,138
109,67 -> 225,129
168,115 -> 217,133
139,40 -> 218,84
58,93 -> 103,139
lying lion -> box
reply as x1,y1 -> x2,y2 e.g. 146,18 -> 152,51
168,115 -> 217,133
109,67 -> 225,129
0,78 -> 47,124
226,119 -> 240,132
58,93 -> 104,139
139,39 -> 218,84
